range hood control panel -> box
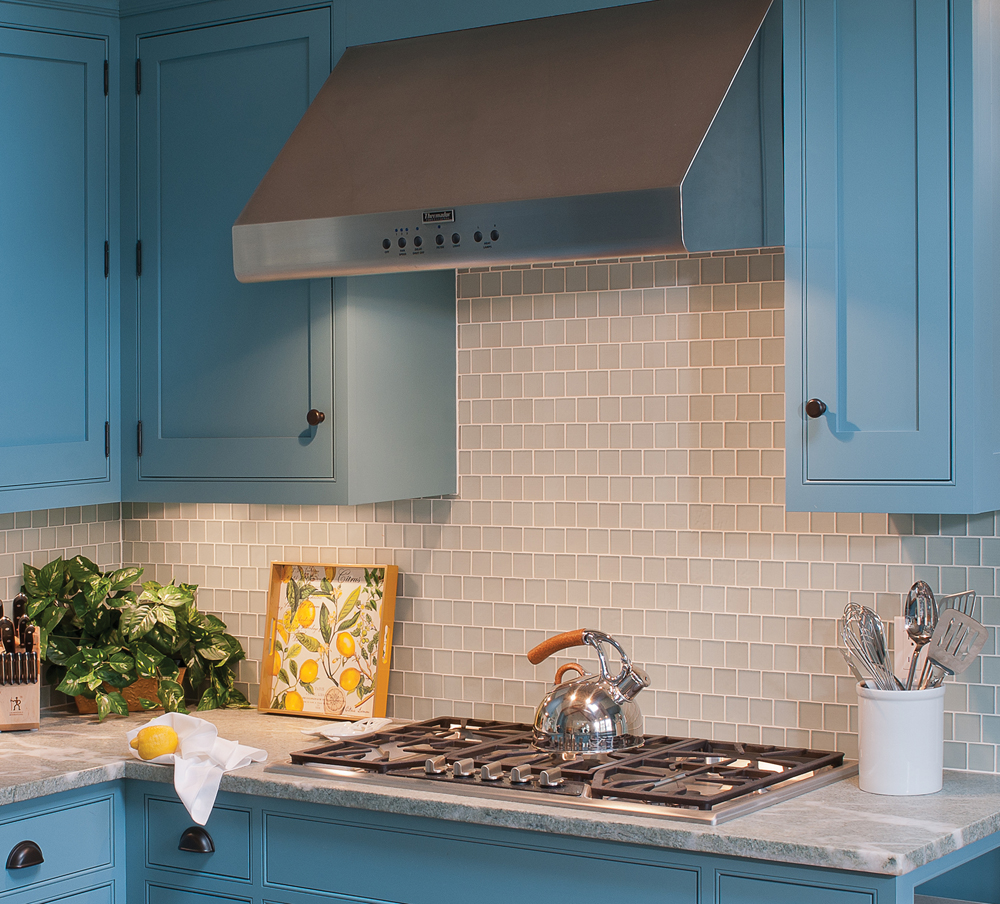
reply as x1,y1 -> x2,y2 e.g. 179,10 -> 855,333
380,214 -> 501,262
233,189 -> 681,281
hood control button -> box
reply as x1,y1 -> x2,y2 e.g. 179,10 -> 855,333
413,235 -> 422,247
452,233 -> 460,245
398,237 -> 406,248
491,229 -> 499,241
435,234 -> 444,246
382,238 -> 391,250
474,231 -> 483,243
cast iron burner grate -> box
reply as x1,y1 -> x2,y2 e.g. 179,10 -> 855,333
589,741 -> 845,810
289,717 -> 532,773
288,718 -> 846,813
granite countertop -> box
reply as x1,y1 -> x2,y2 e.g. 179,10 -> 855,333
1,709 -> 997,877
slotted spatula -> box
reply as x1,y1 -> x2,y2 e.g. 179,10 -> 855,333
919,608 -> 987,688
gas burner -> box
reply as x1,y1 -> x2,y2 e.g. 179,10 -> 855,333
277,718 -> 857,825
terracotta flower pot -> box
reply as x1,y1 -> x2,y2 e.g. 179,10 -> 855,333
74,668 -> 186,715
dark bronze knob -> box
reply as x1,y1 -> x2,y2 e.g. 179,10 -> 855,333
805,399 -> 827,419
6,840 -> 43,869
178,826 -> 215,853
306,409 -> 326,427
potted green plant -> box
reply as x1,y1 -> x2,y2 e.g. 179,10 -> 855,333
22,555 -> 249,720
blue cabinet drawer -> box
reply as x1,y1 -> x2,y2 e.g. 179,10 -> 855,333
0,795 -> 114,895
263,810 -> 699,903
145,797 -> 250,881
147,884 -> 250,904
37,884 -> 114,904
719,874 -> 874,904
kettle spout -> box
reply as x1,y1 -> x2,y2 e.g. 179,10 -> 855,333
614,665 -> 650,701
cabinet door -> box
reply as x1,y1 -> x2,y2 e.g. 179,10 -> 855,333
0,27 -> 110,509
135,10 -> 332,483
785,1 -> 952,501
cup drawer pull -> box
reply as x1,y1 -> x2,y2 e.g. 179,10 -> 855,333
6,840 -> 43,869
178,826 -> 214,853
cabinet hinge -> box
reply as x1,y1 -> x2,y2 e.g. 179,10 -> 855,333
135,58 -> 141,95
136,240 -> 142,277
104,60 -> 109,96
104,241 -> 110,278
105,421 -> 110,458
137,421 -> 143,457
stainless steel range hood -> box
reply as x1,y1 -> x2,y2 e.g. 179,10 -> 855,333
233,0 -> 782,283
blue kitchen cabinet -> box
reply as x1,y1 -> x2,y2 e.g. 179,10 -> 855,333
785,0 -> 1000,513
121,6 -> 457,505
0,18 -> 116,515
0,784 -> 125,904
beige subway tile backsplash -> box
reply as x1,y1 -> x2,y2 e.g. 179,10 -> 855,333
2,249 -> 998,771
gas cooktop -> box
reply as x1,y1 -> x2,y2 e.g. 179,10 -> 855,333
265,718 -> 857,825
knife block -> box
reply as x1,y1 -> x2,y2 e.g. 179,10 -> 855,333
0,628 -> 39,732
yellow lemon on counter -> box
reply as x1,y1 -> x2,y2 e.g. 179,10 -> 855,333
299,659 -> 318,684
130,725 -> 179,760
285,690 -> 304,711
335,632 -> 355,658
296,600 -> 316,628
340,667 -> 361,692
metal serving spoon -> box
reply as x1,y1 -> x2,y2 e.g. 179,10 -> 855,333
903,581 -> 938,690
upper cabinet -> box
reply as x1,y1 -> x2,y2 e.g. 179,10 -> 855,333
120,5 -> 456,505
784,0 -> 1000,514
0,18 -> 116,513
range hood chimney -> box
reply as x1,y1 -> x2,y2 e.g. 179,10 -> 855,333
233,0 -> 782,282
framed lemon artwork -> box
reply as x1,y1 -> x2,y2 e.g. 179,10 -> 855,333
259,562 -> 398,719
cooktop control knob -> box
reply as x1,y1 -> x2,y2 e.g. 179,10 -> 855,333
453,758 -> 476,778
508,765 -> 532,784
425,755 -> 448,775
538,767 -> 563,788
480,762 -> 504,782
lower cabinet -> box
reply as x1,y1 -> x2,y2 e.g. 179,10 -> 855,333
124,781 -> 910,904
0,785 -> 125,904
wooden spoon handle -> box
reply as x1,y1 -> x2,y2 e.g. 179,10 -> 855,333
527,629 -> 587,664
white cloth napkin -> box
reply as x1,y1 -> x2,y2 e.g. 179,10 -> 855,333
126,713 -> 267,825
299,717 -> 392,739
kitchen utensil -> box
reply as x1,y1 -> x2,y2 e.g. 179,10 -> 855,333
842,604 -> 901,691
839,647 -> 871,686
23,624 -> 34,684
903,581 -> 938,689
0,617 -> 15,685
939,590 -> 978,620
919,608 -> 987,688
527,629 -> 650,752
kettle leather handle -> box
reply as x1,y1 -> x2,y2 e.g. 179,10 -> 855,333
528,629 -> 587,664
554,663 -> 585,684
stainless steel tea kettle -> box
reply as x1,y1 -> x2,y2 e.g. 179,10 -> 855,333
527,629 -> 650,752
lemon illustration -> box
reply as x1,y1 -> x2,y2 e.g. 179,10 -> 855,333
130,725 -> 179,760
295,600 -> 316,628
285,690 -> 304,711
335,632 -> 355,658
340,667 -> 361,692
299,659 -> 318,684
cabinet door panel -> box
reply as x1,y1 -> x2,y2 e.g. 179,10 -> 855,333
792,0 -> 951,482
137,10 -> 332,480
0,28 -> 109,491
